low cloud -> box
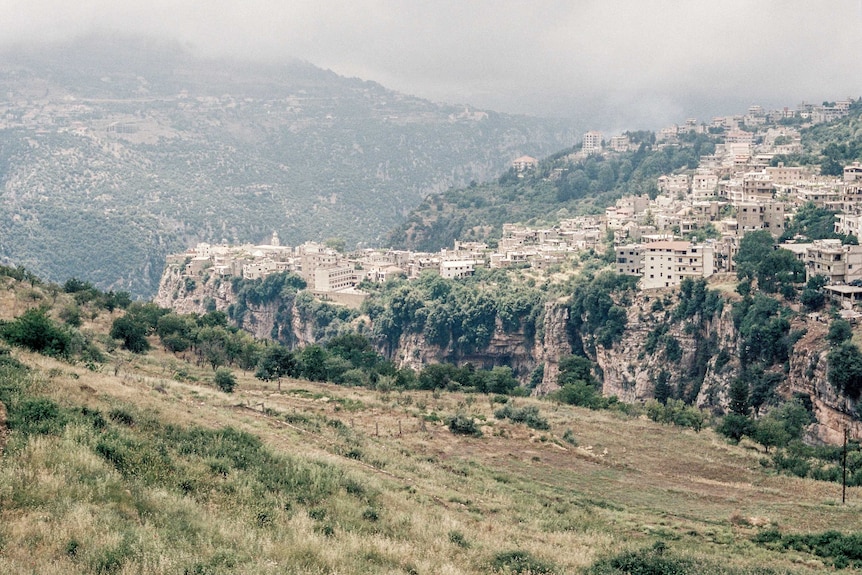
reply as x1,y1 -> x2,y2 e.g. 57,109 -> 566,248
2,0 -> 860,129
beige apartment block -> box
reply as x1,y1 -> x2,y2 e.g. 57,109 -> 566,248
582,131 -> 603,154
806,239 -> 862,285
735,201 -> 785,237
312,264 -> 358,292
640,241 -> 715,290
511,155 -> 538,172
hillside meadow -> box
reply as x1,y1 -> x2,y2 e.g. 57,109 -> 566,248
0,277 -> 861,574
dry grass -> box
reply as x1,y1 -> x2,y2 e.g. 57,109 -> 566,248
1,317 -> 861,572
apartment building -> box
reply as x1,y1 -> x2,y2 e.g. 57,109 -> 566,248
805,239 -> 862,284
735,201 -> 785,237
312,264 -> 359,292
615,245 -> 642,276
512,155 -> 538,172
617,241 -> 715,289
582,131 -> 603,154
440,260 -> 478,279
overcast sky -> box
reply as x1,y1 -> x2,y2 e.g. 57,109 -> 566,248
3,0 -> 861,131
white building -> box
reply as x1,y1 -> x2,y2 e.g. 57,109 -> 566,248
582,131 -> 603,155
639,241 -> 715,290
440,260 -> 477,279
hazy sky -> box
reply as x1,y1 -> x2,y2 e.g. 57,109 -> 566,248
3,0 -> 862,130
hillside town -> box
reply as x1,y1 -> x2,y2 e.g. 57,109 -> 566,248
165,99 -> 862,307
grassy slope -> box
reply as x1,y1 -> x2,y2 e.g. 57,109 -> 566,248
0,282 -> 861,573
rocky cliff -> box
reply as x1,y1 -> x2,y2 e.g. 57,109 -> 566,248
156,264 -> 859,443
155,264 -> 310,346
579,288 -> 859,444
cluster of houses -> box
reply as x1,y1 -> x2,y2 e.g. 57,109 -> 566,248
167,216 -> 606,307
166,99 -> 862,306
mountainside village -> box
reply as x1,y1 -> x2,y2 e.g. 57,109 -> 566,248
164,99 -> 862,308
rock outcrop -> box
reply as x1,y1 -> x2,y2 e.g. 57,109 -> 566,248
156,263 -> 860,444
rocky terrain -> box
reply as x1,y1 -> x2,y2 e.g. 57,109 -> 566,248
156,264 -> 858,444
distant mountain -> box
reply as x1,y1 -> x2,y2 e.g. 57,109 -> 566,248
0,37 -> 578,296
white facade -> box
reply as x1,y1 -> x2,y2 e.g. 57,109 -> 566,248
440,260 -> 476,279
582,131 -> 603,154
640,241 -> 715,290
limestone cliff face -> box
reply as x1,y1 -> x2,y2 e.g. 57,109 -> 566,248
785,320 -> 862,444
579,289 -> 860,444
534,300 -> 572,395
391,318 -> 543,380
583,294 -> 736,405
155,265 -> 306,346
156,264 -> 861,443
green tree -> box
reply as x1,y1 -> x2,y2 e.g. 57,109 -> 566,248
827,319 -> 853,346
770,399 -> 813,440
735,230 -> 775,281
756,248 -> 805,294
800,275 -> 828,311
255,345 -> 297,390
752,417 -> 790,453
653,370 -> 672,404
717,413 -> 753,442
728,377 -> 750,416
828,341 -> 862,399
0,308 -> 73,357
324,237 -> 346,253
300,345 -> 328,382
110,315 -> 150,354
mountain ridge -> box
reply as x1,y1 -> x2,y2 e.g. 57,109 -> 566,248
0,36 -> 578,296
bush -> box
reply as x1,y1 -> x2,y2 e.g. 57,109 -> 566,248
448,530 -> 470,548
214,368 -> 237,393
0,308 -> 73,358
645,399 -> 705,431
494,403 -> 550,430
828,341 -> 862,398
10,397 -> 66,436
717,413 -> 754,443
553,381 -> 609,410
752,528 -> 862,569
446,414 -> 482,437
110,315 -> 150,353
562,429 -> 578,446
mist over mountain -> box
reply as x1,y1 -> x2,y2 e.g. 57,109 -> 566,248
0,37 -> 578,296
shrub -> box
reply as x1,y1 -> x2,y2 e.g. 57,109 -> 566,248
752,528 -> 862,569
553,381 -> 609,410
448,530 -> 470,548
828,341 -> 862,399
214,368 -> 237,393
10,397 -> 66,436
0,308 -> 73,358
494,403 -> 550,430
446,414 -> 482,437
110,315 -> 150,353
59,304 -> 82,327
717,413 -> 754,443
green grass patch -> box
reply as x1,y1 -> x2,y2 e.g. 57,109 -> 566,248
753,528 -> 862,569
